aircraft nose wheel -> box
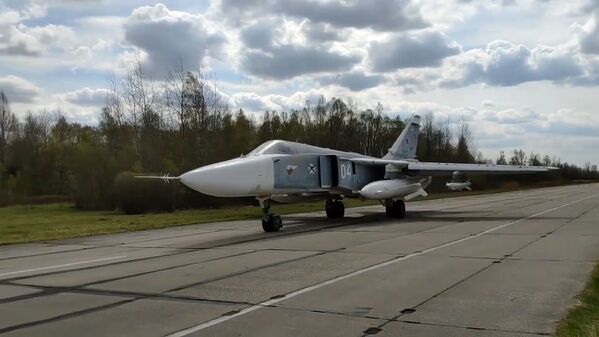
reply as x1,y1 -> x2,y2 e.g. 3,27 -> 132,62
262,214 -> 282,232
259,198 -> 282,232
385,199 -> 406,218
325,199 -> 345,219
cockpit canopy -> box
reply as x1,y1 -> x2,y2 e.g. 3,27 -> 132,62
248,140 -> 352,157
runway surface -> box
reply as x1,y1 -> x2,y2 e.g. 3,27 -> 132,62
1,183 -> 599,336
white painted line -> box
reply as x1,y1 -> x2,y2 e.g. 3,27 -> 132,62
0,255 -> 127,277
167,193 -> 598,337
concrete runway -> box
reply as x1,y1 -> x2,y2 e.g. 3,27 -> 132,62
1,184 -> 598,337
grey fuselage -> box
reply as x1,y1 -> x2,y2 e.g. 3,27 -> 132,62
179,140 -> 419,200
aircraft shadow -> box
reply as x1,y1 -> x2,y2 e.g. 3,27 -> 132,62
179,210 -> 567,249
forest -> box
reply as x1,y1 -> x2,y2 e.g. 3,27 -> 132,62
1,62 -> 597,212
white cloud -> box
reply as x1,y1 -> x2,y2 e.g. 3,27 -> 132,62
0,4 -> 74,57
0,75 -> 42,103
412,40 -> 590,89
58,88 -> 109,106
576,14 -> 599,54
302,22 -> 345,43
369,30 -> 461,72
241,45 -> 361,80
318,70 -> 385,91
239,21 -> 276,50
0,0 -> 598,165
216,0 -> 427,31
123,3 -> 226,76
232,89 -> 326,113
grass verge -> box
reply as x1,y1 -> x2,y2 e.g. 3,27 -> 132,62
555,264 -> 599,337
0,198 -> 377,245
0,182 -> 592,246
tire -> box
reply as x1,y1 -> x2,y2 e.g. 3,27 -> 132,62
326,200 -> 344,219
395,200 -> 406,218
335,201 -> 345,218
262,215 -> 282,232
386,200 -> 406,218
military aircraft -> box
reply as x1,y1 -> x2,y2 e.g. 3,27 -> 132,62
139,115 -> 555,232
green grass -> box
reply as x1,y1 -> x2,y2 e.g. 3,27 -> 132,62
0,199 -> 378,245
0,181 -> 591,246
556,264 -> 599,337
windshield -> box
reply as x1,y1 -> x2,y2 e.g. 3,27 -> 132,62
248,140 -> 294,156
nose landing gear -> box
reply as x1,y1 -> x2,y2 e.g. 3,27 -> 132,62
259,199 -> 282,232
325,199 -> 345,219
385,199 -> 406,218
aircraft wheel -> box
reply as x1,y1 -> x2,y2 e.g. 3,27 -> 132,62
325,200 -> 345,219
385,200 -> 406,218
262,215 -> 282,232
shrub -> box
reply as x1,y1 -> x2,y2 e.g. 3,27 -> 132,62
114,171 -> 175,214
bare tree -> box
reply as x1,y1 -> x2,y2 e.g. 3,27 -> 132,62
104,74 -> 126,127
456,119 -> 473,163
496,150 -> 507,165
542,155 -> 552,167
0,91 -> 16,164
509,149 -> 527,165
528,152 -> 541,166
164,61 -> 191,132
121,57 -> 159,166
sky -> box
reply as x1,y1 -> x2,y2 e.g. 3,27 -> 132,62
0,0 -> 598,165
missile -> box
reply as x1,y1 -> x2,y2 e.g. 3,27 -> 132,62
360,179 -> 427,200
446,181 -> 472,191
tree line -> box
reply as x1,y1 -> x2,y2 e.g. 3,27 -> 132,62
0,63 -> 597,211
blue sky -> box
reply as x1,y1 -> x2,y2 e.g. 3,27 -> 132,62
1,0 -> 599,165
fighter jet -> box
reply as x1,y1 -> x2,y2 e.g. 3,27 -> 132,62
139,115 -> 555,232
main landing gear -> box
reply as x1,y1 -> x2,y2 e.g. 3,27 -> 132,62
325,199 -> 345,219
259,199 -> 282,232
385,199 -> 406,218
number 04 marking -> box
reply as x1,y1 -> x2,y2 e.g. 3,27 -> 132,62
340,163 -> 352,179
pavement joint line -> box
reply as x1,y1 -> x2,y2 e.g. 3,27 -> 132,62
3,184 -> 561,255
363,206 -> 591,336
0,298 -> 137,335
0,202 -> 472,286
370,199 -> 599,336
0,255 -> 127,278
0,250 -> 260,302
165,193 -> 599,337
20,187 -> 568,256
0,246 -> 101,262
0,206 -> 422,282
159,196 -> 543,296
162,249 -> 339,293
0,247 -> 259,283
0,187 -> 593,333
6,206 -> 483,288
434,255 -> 597,263
12,285 -> 255,306
0,185 -> 592,334
105,228 -> 226,246
393,319 -> 551,336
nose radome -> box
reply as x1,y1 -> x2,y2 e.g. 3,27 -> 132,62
180,157 -> 273,197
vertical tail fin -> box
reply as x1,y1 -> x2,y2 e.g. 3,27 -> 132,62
383,115 -> 421,160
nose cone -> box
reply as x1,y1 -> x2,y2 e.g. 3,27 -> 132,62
180,157 -> 273,197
